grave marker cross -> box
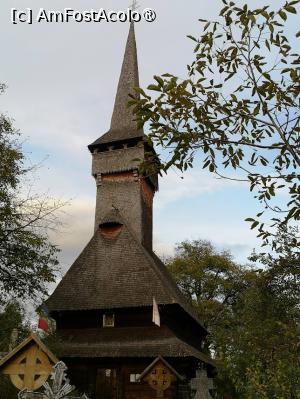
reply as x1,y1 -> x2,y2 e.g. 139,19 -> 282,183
148,364 -> 173,398
5,345 -> 52,391
190,370 -> 214,399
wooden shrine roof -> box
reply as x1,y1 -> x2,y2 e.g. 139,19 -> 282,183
0,333 -> 58,369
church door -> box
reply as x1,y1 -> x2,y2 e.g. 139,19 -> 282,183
96,368 -> 117,399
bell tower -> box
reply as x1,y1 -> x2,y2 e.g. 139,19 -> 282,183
88,23 -> 158,251
46,22 -> 212,399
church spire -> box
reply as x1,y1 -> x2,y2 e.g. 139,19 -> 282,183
89,21 -> 158,250
110,22 -> 140,133
88,23 -> 143,151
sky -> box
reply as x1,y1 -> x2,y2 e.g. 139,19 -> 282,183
1,0 -> 298,276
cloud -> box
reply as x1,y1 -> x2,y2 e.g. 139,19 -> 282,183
153,235 -> 175,259
154,224 -> 257,264
155,168 -> 243,210
48,198 -> 94,273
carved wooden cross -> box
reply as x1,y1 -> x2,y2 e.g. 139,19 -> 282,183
18,362 -> 89,399
0,333 -> 59,392
190,370 -> 214,399
148,363 -> 174,398
140,358 -> 181,399
4,344 -> 52,391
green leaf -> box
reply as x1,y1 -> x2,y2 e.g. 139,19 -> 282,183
261,10 -> 269,19
279,10 -> 287,20
154,75 -> 164,87
253,103 -> 260,115
284,5 -> 297,13
203,22 -> 210,31
133,87 -> 148,97
187,35 -> 198,42
203,160 -> 211,169
147,84 -> 161,92
251,221 -> 259,229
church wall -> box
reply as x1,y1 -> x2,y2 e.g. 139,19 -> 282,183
64,357 -> 193,399
101,172 -> 134,183
92,146 -> 144,176
163,306 -> 206,353
55,307 -> 154,330
92,143 -> 156,251
53,307 -> 206,354
141,179 -> 154,251
94,179 -> 143,239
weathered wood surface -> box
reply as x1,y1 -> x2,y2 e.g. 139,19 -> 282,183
8,344 -> 52,390
0,333 -> 58,391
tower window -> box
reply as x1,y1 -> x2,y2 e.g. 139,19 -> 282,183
103,313 -> 115,327
130,373 -> 141,383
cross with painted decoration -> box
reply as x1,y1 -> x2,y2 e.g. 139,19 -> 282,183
18,361 -> 89,399
190,369 -> 214,399
139,357 -> 183,399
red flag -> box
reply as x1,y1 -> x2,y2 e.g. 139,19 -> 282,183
38,318 -> 48,332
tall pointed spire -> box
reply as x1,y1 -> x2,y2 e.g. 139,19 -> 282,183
89,23 -> 143,150
110,22 -> 140,133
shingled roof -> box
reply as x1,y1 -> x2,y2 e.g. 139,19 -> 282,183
46,210 -> 205,331
56,326 -> 214,366
88,23 -> 144,151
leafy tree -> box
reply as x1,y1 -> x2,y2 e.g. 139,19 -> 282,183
0,301 -> 30,398
0,83 -> 63,303
167,237 -> 300,398
167,240 -> 244,334
0,301 -> 30,352
221,261 -> 300,398
131,1 -> 300,249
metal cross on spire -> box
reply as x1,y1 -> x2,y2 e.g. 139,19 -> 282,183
130,0 -> 139,11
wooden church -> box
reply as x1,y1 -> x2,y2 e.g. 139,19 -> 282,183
45,23 -> 214,399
